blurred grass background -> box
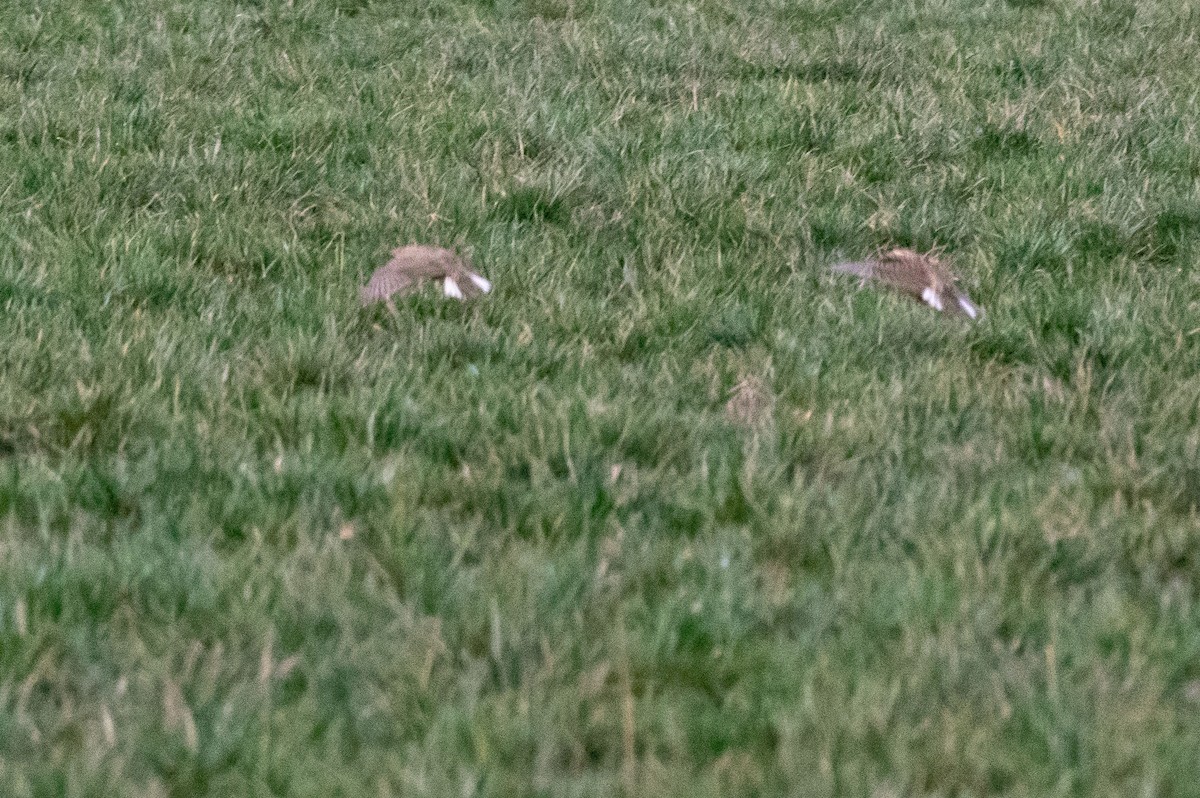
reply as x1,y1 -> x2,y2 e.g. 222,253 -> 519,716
2,0 -> 1200,795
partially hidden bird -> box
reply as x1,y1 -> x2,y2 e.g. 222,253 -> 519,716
831,247 -> 982,320
360,244 -> 492,306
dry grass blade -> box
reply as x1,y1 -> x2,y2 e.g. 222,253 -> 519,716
832,248 -> 982,320
360,244 -> 493,306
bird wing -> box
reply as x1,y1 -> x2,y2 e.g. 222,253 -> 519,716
830,260 -> 876,278
360,266 -> 417,305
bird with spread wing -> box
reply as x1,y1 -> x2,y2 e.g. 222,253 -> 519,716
360,245 -> 492,307
831,248 -> 982,320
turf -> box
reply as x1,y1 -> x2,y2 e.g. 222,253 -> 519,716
2,0 -> 1200,795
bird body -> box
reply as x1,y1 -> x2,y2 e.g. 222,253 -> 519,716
832,248 -> 981,319
360,245 -> 492,306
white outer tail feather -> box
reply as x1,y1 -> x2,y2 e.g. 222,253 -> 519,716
920,287 -> 944,311
442,276 -> 465,300
469,273 -> 492,293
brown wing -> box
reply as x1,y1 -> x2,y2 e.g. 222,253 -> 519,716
360,245 -> 456,305
830,260 -> 876,278
360,265 -> 417,305
870,249 -> 941,297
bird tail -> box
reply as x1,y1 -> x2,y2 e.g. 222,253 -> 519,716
442,271 -> 493,301
951,292 -> 982,320
468,273 -> 492,293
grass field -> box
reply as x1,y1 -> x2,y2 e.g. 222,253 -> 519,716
3,0 -> 1200,794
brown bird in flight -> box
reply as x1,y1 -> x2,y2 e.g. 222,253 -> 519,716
360,244 -> 492,306
831,247 -> 982,320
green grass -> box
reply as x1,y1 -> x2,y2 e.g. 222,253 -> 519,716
2,0 -> 1200,795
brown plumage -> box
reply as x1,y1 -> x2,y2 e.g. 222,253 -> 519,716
831,247 -> 982,320
360,245 -> 492,306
